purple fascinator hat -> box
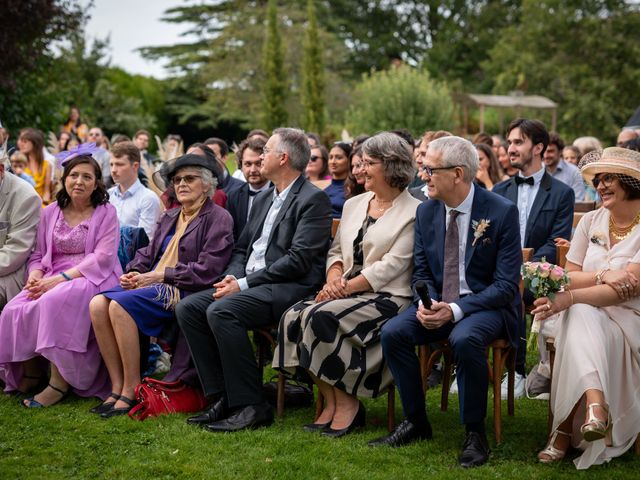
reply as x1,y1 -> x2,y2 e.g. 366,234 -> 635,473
55,142 -> 104,168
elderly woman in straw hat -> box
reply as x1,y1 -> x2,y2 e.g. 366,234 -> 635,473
531,147 -> 640,469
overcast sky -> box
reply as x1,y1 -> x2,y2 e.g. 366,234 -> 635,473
85,0 -> 195,78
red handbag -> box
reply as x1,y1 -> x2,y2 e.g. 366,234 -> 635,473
128,377 -> 207,421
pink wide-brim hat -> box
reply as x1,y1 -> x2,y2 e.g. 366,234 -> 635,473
579,147 -> 640,189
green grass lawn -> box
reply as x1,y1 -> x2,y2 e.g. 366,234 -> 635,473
1,378 -> 637,480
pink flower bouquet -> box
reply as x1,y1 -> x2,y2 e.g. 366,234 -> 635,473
521,259 -> 570,350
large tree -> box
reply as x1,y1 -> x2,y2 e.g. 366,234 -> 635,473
301,0 -> 325,134
483,0 -> 640,141
261,0 -> 288,130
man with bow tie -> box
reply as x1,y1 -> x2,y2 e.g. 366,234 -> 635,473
176,128 -> 332,432
371,136 -> 522,468
492,118 -> 574,400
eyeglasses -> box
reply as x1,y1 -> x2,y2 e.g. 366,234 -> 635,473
362,160 -> 382,168
423,165 -> 463,176
592,173 -> 617,189
262,146 -> 282,156
172,174 -> 202,186
309,155 -> 320,162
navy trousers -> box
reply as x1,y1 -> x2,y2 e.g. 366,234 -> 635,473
381,304 -> 505,426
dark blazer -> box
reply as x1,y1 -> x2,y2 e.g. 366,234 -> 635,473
493,172 -> 574,263
409,185 -> 428,202
127,198 -> 234,292
220,169 -> 245,195
225,175 -> 332,318
226,183 -> 271,241
413,187 -> 522,344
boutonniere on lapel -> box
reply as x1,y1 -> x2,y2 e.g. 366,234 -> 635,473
590,231 -> 606,246
471,219 -> 491,246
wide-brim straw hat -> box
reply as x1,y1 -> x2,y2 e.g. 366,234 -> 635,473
579,147 -> 640,190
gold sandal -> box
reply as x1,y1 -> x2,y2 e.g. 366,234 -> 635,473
538,429 -> 571,463
581,403 -> 611,444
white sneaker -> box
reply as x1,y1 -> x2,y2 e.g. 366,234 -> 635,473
449,377 -> 459,395
500,372 -> 525,400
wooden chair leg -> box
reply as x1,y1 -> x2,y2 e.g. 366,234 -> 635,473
387,385 -> 395,432
276,373 -> 285,418
492,346 -> 503,444
441,350 -> 452,411
547,347 -> 556,434
507,348 -> 515,417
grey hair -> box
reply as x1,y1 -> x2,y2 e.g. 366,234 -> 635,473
362,132 -> 416,189
272,127 -> 311,172
176,165 -> 218,197
427,136 -> 478,183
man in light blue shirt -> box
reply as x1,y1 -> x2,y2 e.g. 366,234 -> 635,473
544,133 -> 585,201
108,141 -> 161,241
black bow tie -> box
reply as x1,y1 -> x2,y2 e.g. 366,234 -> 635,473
515,176 -> 534,186
248,190 -> 260,196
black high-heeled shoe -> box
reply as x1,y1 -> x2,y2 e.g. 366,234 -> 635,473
321,402 -> 366,438
303,420 -> 332,433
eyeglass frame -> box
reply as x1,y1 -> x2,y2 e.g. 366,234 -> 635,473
172,174 -> 203,186
592,173 -> 618,189
422,164 -> 464,176
262,146 -> 283,156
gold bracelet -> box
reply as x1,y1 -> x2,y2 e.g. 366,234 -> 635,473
567,289 -> 574,306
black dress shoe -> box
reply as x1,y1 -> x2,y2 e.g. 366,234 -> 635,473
187,397 -> 228,426
368,419 -> 433,447
321,402 -> 366,438
204,402 -> 273,432
459,431 -> 490,468
100,395 -> 137,419
303,421 -> 331,433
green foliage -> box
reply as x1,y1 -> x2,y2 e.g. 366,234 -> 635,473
483,0 -> 640,142
261,0 -> 289,131
301,0 -> 325,135
346,66 -> 455,137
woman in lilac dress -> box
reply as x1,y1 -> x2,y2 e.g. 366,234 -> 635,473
0,147 -> 121,407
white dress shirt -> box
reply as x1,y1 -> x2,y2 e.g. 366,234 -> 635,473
444,184 -> 475,322
516,167 -> 545,248
109,179 -> 162,241
247,183 -> 271,218
237,178 -> 297,291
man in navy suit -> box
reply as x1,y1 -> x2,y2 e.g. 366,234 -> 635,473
492,118 -> 574,399
371,136 -> 522,468
226,137 -> 271,240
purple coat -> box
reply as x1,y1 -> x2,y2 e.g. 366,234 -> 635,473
126,198 -> 234,292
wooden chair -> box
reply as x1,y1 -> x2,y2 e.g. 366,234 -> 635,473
254,327 -> 286,417
418,248 -> 533,444
573,212 -> 585,228
331,218 -> 340,238
574,201 -> 596,213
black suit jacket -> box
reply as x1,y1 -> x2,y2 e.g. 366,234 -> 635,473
226,183 -> 251,241
409,185 -> 428,202
220,169 -> 245,195
225,175 -> 332,318
493,172 -> 574,263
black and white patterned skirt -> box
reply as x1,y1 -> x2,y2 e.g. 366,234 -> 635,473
273,292 -> 411,398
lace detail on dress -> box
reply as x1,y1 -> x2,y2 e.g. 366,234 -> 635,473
52,215 -> 89,265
